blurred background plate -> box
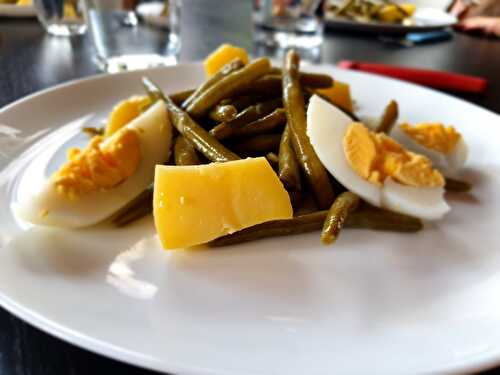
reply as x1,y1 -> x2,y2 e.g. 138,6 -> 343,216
325,7 -> 457,35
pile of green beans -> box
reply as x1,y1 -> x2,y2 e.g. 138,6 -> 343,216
112,50 -> 471,248
329,0 -> 412,24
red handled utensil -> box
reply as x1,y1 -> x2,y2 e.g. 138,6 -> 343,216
337,60 -> 487,94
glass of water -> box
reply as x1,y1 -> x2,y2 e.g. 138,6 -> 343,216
82,0 -> 181,73
253,0 -> 323,49
34,0 -> 87,36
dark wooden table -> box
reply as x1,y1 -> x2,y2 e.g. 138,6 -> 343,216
1,1 -> 500,374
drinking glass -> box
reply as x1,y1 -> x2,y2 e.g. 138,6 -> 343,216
253,0 -> 324,49
34,0 -> 87,36
82,0 -> 181,73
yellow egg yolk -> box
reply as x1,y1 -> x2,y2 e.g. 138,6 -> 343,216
105,96 -> 151,136
343,122 -> 444,188
52,127 -> 141,199
400,123 -> 461,154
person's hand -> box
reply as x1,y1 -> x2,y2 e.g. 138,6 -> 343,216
456,16 -> 500,37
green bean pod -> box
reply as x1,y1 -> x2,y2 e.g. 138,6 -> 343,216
142,77 -> 240,162
445,177 -> 472,193
225,95 -> 261,112
375,100 -> 399,134
231,134 -> 282,156
265,152 -> 279,168
269,68 -> 334,88
282,50 -> 336,210
174,135 -> 201,166
208,104 -> 238,123
113,186 -> 153,227
181,58 -> 244,109
230,108 -> 286,139
170,89 -> 196,106
278,125 -> 302,193
209,98 -> 282,140
186,57 -> 272,117
234,75 -> 282,98
209,205 -> 423,247
321,192 -> 360,245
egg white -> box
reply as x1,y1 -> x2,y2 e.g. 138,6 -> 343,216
16,100 -> 172,228
391,124 -> 468,176
306,95 -> 450,221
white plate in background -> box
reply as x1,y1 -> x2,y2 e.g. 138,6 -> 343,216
325,7 -> 457,34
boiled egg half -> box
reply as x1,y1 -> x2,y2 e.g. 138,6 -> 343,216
391,122 -> 468,175
307,95 -> 449,220
16,99 -> 172,228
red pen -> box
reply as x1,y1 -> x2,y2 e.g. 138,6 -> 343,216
337,60 -> 488,94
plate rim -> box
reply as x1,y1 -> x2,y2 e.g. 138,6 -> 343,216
1,63 -> 500,375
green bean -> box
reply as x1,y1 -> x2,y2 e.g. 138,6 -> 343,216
113,186 -> 153,227
186,57 -> 272,118
181,59 -> 244,110
208,104 -> 238,123
236,74 -> 332,99
229,108 -> 286,139
283,50 -> 335,210
174,135 -> 201,166
170,89 -> 196,106
375,100 -> 399,134
269,68 -> 334,88
294,193 -> 318,216
209,98 -> 282,140
445,177 -> 472,193
265,152 -> 279,169
321,192 -> 360,245
142,77 -> 240,162
209,205 -> 423,247
224,95 -> 261,112
234,75 -> 282,98
231,134 -> 282,156
278,125 -> 302,192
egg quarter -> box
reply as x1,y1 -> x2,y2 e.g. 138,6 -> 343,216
307,95 -> 450,220
16,100 -> 172,228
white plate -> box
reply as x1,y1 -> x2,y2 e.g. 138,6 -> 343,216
325,7 -> 457,35
0,3 -> 36,17
1,63 -> 500,375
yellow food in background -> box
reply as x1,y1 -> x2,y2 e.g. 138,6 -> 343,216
153,157 -> 293,249
378,5 -> 401,23
16,0 -> 32,6
52,127 -> 141,199
317,81 -> 353,114
204,43 -> 249,77
378,3 -> 416,23
106,96 -> 151,136
399,123 -> 461,154
400,3 -> 416,16
63,3 -> 77,18
343,122 -> 444,188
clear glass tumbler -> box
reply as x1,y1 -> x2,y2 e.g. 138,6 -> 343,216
34,0 -> 87,36
82,0 -> 181,73
253,0 -> 324,49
